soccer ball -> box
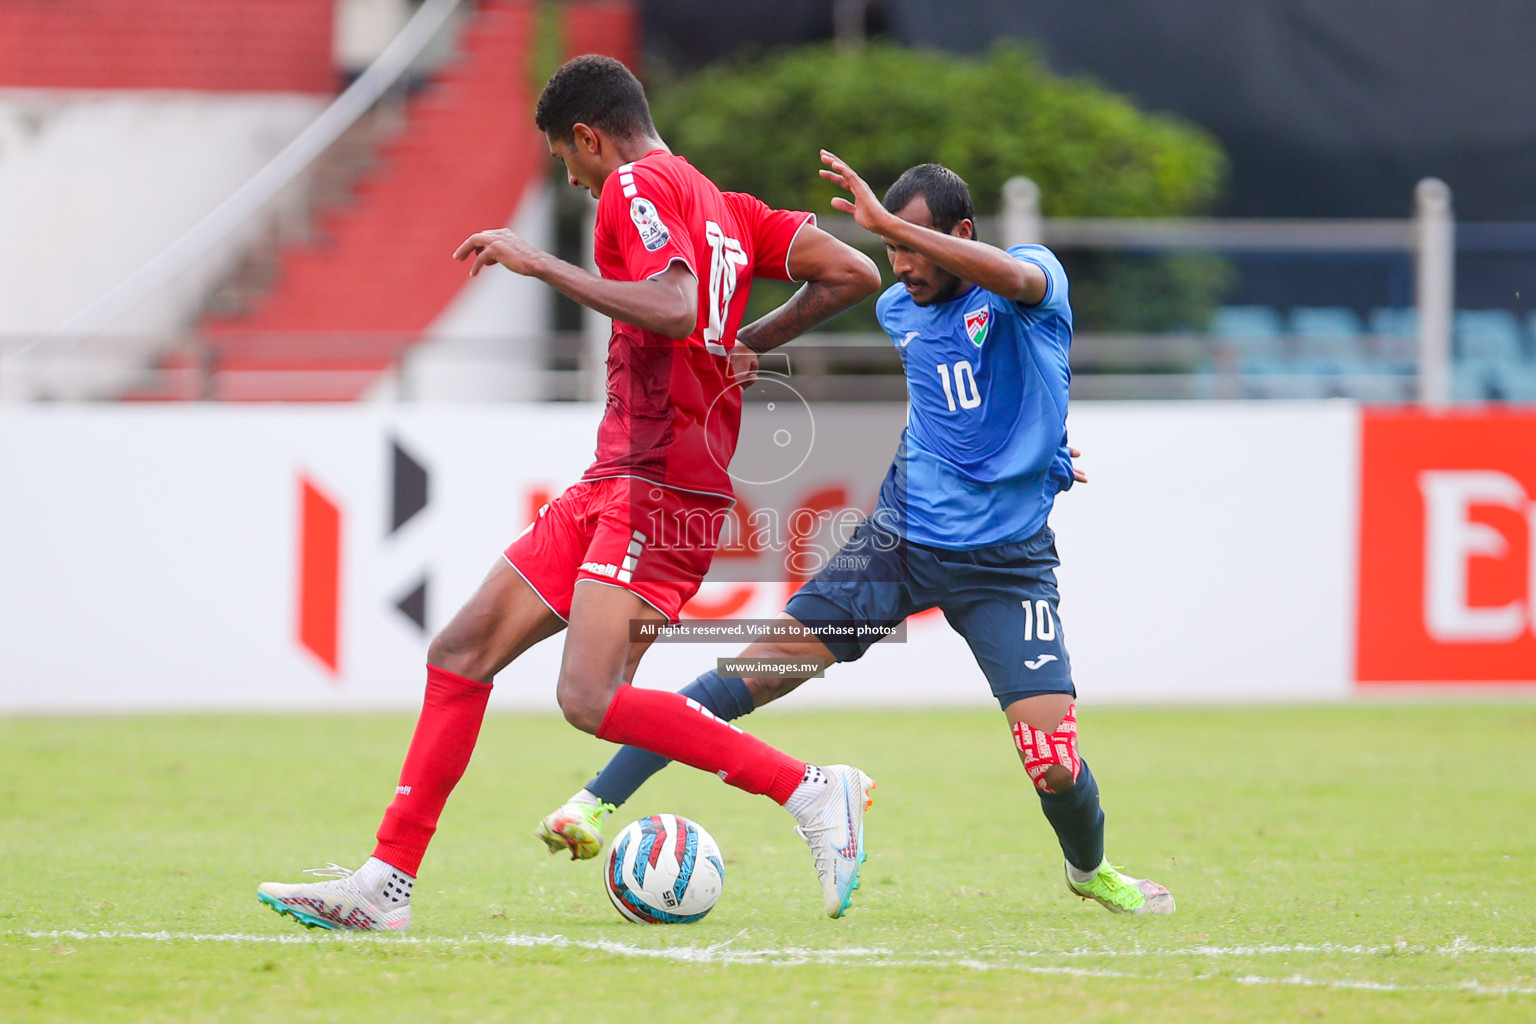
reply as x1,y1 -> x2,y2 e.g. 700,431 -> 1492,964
603,814 -> 725,923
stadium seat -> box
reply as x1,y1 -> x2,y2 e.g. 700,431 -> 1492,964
1211,306 -> 1284,336
1241,370 -> 1328,400
1290,307 -> 1365,361
1454,310 -> 1524,361
1339,374 -> 1416,404
1236,355 -> 1291,378
1452,360 -> 1497,402
1482,362 -> 1536,404
1366,307 -> 1418,363
1368,307 -> 1416,338
1210,306 -> 1285,360
1291,355 -> 1348,377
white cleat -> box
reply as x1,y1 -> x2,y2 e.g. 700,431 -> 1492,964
257,864 -> 411,932
794,765 -> 876,919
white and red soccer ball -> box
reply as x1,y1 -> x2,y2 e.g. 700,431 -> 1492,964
603,814 -> 725,923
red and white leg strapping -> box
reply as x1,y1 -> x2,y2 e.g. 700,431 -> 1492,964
1012,703 -> 1082,794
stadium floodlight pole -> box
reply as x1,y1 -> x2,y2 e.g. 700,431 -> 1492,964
1414,178 -> 1454,409
1001,177 -> 1042,247
9,0 -> 465,364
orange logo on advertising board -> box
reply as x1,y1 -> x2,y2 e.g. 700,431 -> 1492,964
1357,410 -> 1536,683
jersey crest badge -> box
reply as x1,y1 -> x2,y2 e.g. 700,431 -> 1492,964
629,196 -> 671,251
964,307 -> 990,346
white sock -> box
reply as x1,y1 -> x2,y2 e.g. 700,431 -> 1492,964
784,764 -> 830,821
355,856 -> 414,907
1066,860 -> 1102,885
569,789 -> 603,807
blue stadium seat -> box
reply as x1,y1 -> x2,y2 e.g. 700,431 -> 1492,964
1454,310 -> 1524,361
1211,305 -> 1285,359
1212,305 -> 1284,336
1241,370 -> 1328,400
1367,307 -> 1419,362
1292,355 -> 1349,377
1290,307 -> 1365,359
1453,360 -> 1500,403
1339,374 -> 1416,404
1452,364 -> 1486,403
1482,362 -> 1536,403
1237,355 -> 1291,377
1369,307 -> 1416,338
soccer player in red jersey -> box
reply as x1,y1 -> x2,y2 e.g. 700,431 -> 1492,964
257,56 -> 882,929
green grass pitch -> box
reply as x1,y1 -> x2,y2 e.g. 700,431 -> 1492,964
2,702 -> 1534,1022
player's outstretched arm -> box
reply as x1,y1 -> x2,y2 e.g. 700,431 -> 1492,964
820,150 -> 1048,306
454,228 -> 698,339
735,226 -> 881,356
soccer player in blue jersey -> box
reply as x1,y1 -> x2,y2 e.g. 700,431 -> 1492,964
536,153 -> 1173,915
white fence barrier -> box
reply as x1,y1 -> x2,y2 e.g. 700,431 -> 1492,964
2,401 -> 1532,712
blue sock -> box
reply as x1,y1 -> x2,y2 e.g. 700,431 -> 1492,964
1036,758 -> 1105,873
585,670 -> 756,807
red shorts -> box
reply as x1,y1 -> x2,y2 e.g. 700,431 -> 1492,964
504,477 -> 732,623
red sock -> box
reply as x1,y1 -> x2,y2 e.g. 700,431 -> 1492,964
373,665 -> 493,875
597,685 -> 806,804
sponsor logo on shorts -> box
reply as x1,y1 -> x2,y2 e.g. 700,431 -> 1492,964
1025,654 -> 1058,670
630,196 -> 671,251
580,561 -> 620,578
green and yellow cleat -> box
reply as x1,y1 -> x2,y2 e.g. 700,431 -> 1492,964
1066,860 -> 1175,915
535,800 -> 616,860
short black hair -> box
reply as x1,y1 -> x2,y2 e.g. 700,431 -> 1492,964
882,163 -> 975,234
535,54 -> 656,144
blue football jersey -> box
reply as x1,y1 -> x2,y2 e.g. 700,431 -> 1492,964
873,244 -> 1075,549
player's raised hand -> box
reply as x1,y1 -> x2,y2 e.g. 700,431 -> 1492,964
454,228 -> 548,277
820,150 -> 892,235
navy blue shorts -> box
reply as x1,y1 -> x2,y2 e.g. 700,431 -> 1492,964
784,516 -> 1074,709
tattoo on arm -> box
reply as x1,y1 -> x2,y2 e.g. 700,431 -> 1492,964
737,280 -> 847,354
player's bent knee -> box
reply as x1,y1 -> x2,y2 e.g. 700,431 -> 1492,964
426,629 -> 491,682
557,690 -> 607,734
554,674 -> 613,735
1012,703 -> 1082,795
424,632 -> 460,672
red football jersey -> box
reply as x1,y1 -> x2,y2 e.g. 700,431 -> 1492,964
586,150 -> 814,498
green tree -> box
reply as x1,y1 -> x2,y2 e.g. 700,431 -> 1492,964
651,43 -> 1230,332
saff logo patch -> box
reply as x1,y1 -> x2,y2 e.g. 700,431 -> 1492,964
964,307 -> 990,346
629,196 -> 671,251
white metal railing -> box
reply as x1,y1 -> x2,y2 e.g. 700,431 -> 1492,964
821,175 -> 1456,407
0,163 -> 1464,404
0,329 -> 1430,405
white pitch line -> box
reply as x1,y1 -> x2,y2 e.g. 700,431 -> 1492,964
993,939 -> 1536,959
9,930 -> 1535,996
1231,974 -> 1536,997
